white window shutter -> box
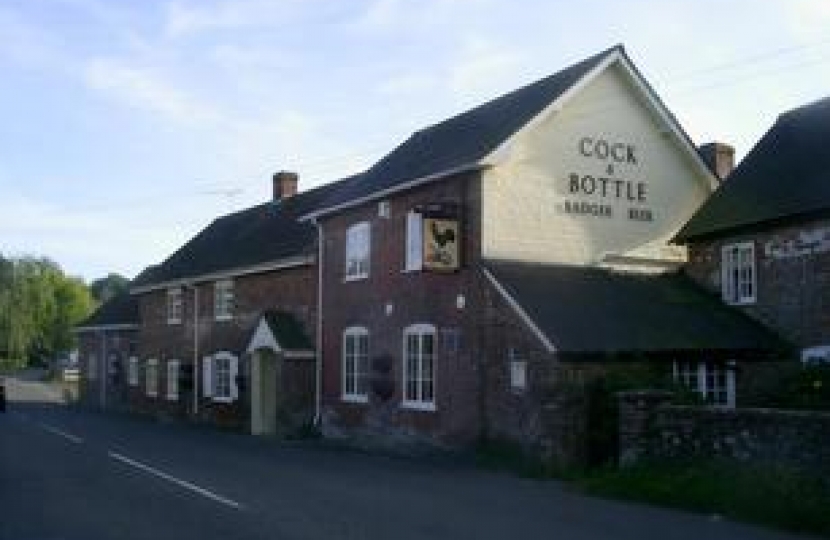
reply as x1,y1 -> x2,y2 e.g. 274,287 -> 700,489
406,212 -> 423,271
202,356 -> 213,397
229,356 -> 239,401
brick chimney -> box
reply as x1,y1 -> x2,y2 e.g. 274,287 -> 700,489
272,171 -> 298,201
699,142 -> 735,181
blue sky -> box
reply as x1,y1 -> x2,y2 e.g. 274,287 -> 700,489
1,0 -> 828,282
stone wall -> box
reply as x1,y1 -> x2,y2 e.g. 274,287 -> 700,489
685,217 -> 830,350
618,390 -> 830,474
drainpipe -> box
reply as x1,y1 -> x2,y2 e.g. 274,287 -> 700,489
185,284 -> 199,416
313,218 -> 324,426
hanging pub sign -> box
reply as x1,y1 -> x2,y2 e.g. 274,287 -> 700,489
423,217 -> 459,271
417,202 -> 461,272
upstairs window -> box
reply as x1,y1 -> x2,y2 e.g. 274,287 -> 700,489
342,327 -> 369,402
721,242 -> 755,304
214,280 -> 234,320
345,222 -> 370,280
167,287 -> 183,324
405,211 -> 423,271
402,324 -> 436,410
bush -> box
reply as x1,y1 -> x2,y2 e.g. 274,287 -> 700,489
745,362 -> 830,410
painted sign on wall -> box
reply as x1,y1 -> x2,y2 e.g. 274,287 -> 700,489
558,136 -> 654,223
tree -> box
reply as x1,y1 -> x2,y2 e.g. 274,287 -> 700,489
0,253 -> 95,366
89,273 -> 129,304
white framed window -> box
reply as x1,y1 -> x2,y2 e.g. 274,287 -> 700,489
203,352 -> 238,403
146,358 -> 159,398
167,287 -> 183,324
378,200 -> 390,219
345,221 -> 370,280
342,327 -> 369,403
166,360 -> 180,400
87,353 -> 97,380
673,361 -> 735,407
721,242 -> 755,304
405,211 -> 423,271
214,279 -> 234,320
508,348 -> 527,393
402,324 -> 436,410
127,356 -> 139,386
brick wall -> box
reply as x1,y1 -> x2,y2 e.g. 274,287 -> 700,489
136,265 -> 316,427
319,172 -> 485,447
686,218 -> 830,349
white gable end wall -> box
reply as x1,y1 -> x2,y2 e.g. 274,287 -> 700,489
480,62 -> 713,268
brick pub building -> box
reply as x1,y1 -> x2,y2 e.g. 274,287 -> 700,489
77,45 -> 786,463
303,46 -> 783,457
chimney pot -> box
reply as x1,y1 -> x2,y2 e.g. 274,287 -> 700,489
699,142 -> 735,181
273,171 -> 298,201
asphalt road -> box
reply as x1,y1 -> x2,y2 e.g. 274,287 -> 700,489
0,374 -> 815,540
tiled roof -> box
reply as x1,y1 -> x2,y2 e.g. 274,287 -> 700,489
307,46 -> 622,217
677,96 -> 830,241
486,260 -> 788,359
131,175 -> 361,289
75,292 -> 139,330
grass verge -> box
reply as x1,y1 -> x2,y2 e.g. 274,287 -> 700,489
575,460 -> 830,537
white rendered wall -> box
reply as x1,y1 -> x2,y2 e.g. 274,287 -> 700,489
481,63 -> 713,268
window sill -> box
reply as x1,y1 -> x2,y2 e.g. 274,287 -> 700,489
341,395 -> 369,404
167,319 -> 182,325
211,396 -> 233,404
724,298 -> 756,306
344,274 -> 369,283
146,392 -> 157,398
400,401 -> 436,412
167,394 -> 178,401
214,315 -> 233,322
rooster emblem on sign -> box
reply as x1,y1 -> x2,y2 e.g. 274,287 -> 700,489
426,219 -> 457,267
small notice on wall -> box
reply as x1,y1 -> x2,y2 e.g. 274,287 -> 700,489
423,218 -> 459,271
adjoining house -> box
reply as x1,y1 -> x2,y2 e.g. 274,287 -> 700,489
76,45 -> 788,463
303,45 -> 786,457
677,96 -> 830,364
75,291 -> 139,411
126,174 -> 360,433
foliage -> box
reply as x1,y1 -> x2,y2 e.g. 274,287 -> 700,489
576,460 -> 830,537
0,254 -> 95,366
584,362 -> 679,466
89,273 -> 129,304
744,362 -> 830,411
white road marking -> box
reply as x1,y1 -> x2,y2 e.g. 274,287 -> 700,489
38,422 -> 84,444
108,451 -> 243,510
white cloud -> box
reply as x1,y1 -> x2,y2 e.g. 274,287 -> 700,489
348,0 -> 492,34
163,0 -> 316,38
376,72 -> 437,97
84,58 -> 219,125
447,36 -> 526,103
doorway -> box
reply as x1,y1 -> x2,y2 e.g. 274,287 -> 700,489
250,348 -> 279,435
